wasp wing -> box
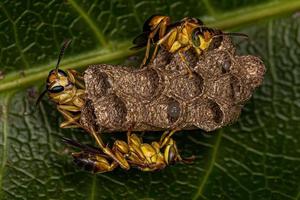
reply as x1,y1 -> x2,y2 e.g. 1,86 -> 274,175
61,136 -> 108,157
130,31 -> 150,50
142,14 -> 166,31
132,14 -> 173,50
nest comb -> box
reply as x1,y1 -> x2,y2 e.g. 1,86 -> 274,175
80,36 -> 266,133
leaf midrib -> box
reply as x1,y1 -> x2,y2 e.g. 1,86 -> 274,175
192,130 -> 223,200
0,0 -> 300,93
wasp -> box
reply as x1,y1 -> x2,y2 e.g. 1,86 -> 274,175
132,15 -> 203,68
63,129 -> 193,172
132,15 -> 247,76
36,40 -> 85,129
36,41 -> 131,171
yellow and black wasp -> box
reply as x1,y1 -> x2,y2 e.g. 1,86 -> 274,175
62,129 -> 193,173
132,15 -> 247,76
36,40 -> 85,129
132,15 -> 203,67
36,40 -> 131,171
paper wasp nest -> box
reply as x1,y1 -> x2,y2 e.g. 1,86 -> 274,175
80,36 -> 265,133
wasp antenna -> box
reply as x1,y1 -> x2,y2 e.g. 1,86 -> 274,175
213,32 -> 248,40
223,32 -> 249,39
35,89 -> 47,106
55,39 -> 72,71
60,136 -> 84,149
60,136 -> 104,154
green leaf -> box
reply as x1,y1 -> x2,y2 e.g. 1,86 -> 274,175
1,0 -> 300,199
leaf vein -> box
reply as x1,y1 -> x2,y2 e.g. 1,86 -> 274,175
68,0 -> 108,47
90,176 -> 96,200
1,6 -> 30,69
192,130 -> 223,200
215,163 -> 251,193
0,93 -> 13,199
129,0 -> 143,27
202,0 -> 217,17
1,1 -> 300,92
0,42 -> 135,92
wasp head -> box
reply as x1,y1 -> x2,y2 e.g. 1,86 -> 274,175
191,27 -> 221,54
191,27 -> 248,53
46,69 -> 73,94
36,40 -> 72,105
46,39 -> 73,95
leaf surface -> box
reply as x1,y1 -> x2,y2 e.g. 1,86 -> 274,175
0,0 -> 300,199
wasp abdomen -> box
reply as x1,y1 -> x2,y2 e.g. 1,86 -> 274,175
72,152 -> 113,173
72,152 -> 99,172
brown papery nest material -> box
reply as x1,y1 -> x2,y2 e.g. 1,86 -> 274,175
80,36 -> 266,133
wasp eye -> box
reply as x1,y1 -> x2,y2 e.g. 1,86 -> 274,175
50,85 -> 64,93
192,29 -> 201,47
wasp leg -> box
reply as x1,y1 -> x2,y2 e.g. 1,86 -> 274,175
141,25 -> 161,67
57,105 -> 81,128
167,139 -> 195,164
158,131 -> 184,165
141,37 -> 151,67
162,137 -> 183,164
157,28 -> 177,46
67,69 -> 84,79
159,129 -> 195,164
149,43 -> 160,63
159,129 -> 179,147
125,130 -> 157,169
58,108 -> 131,170
145,141 -> 167,171
126,130 -> 167,171
111,139 -> 133,169
57,106 -> 81,128
89,128 -> 130,170
67,69 -> 85,89
149,22 -> 169,64
149,28 -> 179,65
178,48 -> 194,78
127,130 -> 148,162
